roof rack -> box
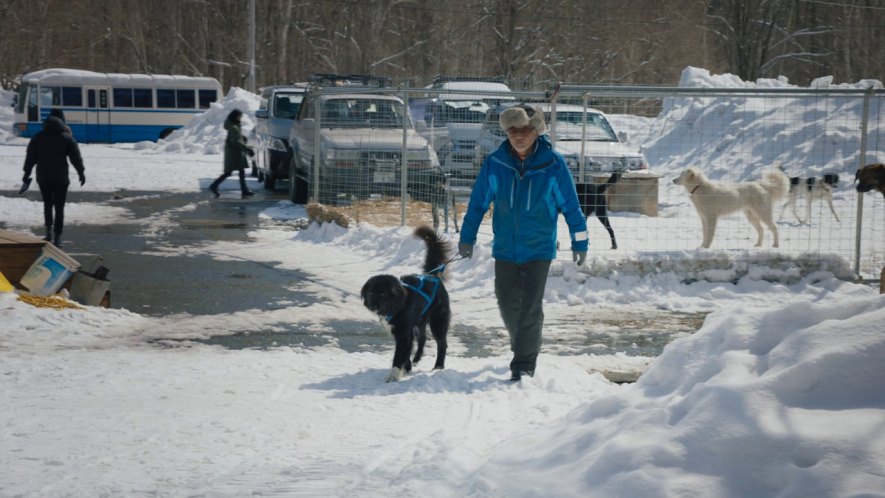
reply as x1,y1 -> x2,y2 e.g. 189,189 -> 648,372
308,73 -> 391,88
431,75 -> 509,87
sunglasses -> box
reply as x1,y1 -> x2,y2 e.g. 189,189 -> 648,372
507,125 -> 536,136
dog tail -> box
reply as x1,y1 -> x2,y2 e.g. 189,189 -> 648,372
762,170 -> 790,200
414,226 -> 450,276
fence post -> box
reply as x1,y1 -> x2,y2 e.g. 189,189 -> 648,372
854,87 -> 873,278
400,89 -> 409,227
313,93 -> 322,203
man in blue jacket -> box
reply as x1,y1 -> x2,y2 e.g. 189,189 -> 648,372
458,104 -> 588,381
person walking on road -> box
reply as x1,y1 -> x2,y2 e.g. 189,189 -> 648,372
22,113 -> 85,249
457,104 -> 589,382
209,109 -> 255,198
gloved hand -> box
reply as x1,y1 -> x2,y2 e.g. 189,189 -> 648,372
247,148 -> 255,157
458,243 -> 474,259
22,174 -> 31,183
573,251 -> 587,266
78,173 -> 86,186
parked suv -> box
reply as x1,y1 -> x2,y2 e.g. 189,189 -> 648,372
288,74 -> 440,204
473,102 -> 649,182
253,84 -> 306,190
413,77 -> 513,179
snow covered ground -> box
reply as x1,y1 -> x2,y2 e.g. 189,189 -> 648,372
1,68 -> 884,497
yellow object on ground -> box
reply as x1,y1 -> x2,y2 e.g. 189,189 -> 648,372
0,270 -> 14,292
17,293 -> 83,310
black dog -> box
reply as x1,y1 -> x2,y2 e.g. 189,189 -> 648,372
410,170 -> 460,233
361,226 -> 451,382
575,172 -> 622,249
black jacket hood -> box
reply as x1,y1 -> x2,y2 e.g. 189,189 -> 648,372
42,116 -> 67,134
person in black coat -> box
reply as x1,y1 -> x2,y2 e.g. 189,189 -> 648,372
22,115 -> 85,249
208,109 -> 255,198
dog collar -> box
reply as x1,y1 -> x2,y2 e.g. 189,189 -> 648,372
690,184 -> 701,195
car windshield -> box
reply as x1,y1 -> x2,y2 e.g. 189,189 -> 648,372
551,112 -> 618,141
273,93 -> 303,119
427,100 -> 490,125
321,98 -> 406,129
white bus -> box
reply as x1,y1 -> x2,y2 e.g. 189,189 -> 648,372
12,68 -> 223,143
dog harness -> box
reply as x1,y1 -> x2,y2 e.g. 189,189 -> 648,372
402,274 -> 441,317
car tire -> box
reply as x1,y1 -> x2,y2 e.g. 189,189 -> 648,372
288,161 -> 307,204
263,172 -> 276,190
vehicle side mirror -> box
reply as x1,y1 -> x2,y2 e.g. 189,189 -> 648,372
301,118 -> 315,128
618,131 -> 628,143
255,109 -> 268,119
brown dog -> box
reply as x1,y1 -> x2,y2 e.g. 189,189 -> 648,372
855,163 -> 885,197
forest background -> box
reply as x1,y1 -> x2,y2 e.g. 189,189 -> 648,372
0,0 -> 883,92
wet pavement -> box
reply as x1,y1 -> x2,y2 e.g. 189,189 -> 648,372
4,187 -> 706,359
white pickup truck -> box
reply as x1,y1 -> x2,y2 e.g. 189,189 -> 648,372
287,88 -> 440,205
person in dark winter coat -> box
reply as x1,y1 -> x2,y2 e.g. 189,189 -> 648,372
458,104 -> 589,382
209,109 -> 255,198
22,115 -> 85,249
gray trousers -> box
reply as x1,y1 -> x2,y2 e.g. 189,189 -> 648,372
494,259 -> 552,375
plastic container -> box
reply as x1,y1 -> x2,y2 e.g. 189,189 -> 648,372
19,244 -> 80,296
70,266 -> 111,306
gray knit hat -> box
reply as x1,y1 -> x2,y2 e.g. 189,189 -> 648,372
499,104 -> 546,135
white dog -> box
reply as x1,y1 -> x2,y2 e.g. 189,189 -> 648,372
673,167 -> 790,248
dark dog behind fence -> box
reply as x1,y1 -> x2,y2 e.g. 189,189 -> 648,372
576,172 -> 622,249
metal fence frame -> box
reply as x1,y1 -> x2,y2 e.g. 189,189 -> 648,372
301,83 -> 885,280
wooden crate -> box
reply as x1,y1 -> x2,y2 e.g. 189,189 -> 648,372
0,230 -> 49,290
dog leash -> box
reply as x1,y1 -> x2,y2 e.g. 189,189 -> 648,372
426,254 -> 466,276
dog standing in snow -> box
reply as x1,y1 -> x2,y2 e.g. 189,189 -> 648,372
780,173 -> 840,224
673,167 -> 790,249
360,226 -> 451,382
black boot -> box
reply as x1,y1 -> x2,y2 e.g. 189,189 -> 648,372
43,225 -> 52,242
53,231 -> 63,249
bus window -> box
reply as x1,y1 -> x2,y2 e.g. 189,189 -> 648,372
133,88 -> 153,108
114,88 -> 133,107
62,87 -> 82,106
15,84 -> 28,113
40,87 -> 61,107
176,89 -> 195,108
27,84 -> 39,122
157,89 -> 176,108
198,89 -> 217,109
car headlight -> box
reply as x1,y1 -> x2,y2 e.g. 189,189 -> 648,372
625,156 -> 648,170
325,149 -> 360,167
269,138 -> 289,152
407,149 -> 436,168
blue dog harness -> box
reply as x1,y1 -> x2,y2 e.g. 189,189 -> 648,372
402,274 -> 441,317
383,259 -> 458,323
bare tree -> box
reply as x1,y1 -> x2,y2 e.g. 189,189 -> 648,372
1,0 -> 883,92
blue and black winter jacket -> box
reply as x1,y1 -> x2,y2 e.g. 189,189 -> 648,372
459,134 -> 589,263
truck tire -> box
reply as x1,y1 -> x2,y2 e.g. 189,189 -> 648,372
263,171 -> 275,190
288,161 -> 306,204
